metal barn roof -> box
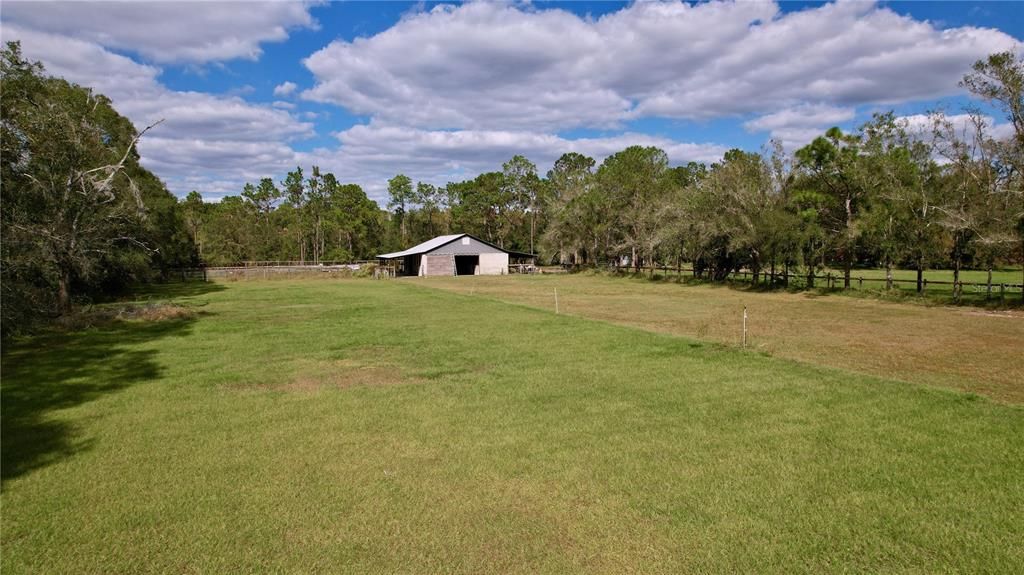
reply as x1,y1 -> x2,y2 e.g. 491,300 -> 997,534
377,234 -> 469,259
377,233 -> 535,259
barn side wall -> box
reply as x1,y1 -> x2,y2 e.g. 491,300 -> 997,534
478,253 -> 508,275
423,254 -> 454,276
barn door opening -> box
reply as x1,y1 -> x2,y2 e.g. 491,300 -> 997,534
454,255 -> 479,276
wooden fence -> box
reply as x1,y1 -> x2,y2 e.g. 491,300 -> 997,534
166,263 -> 368,281
608,263 -> 1024,304
226,260 -> 376,267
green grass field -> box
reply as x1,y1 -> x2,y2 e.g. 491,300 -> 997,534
3,278 -> 1023,573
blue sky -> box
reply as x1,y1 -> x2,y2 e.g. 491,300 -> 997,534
4,1 -> 1021,204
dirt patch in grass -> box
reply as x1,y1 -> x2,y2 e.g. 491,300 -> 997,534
279,350 -> 425,392
285,364 -> 412,392
224,344 -> 426,393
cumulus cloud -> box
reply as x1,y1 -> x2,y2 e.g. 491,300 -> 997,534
897,112 -> 1016,150
744,104 -> 857,148
303,1 -> 1019,131
273,81 -> 298,97
2,1 -> 319,63
2,24 -> 162,97
5,22 -> 725,202
744,104 -> 856,133
6,1 -> 1020,203
297,124 -> 729,202
5,24 -> 313,199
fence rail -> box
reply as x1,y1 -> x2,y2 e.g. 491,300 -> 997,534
225,260 -> 376,267
166,263 -> 371,281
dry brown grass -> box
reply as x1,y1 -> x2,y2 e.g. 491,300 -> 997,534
419,274 -> 1024,403
285,361 -> 417,392
55,302 -> 194,330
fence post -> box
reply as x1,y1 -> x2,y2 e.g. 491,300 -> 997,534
742,306 -> 747,349
858,276 -> 863,288
1000,283 -> 1005,304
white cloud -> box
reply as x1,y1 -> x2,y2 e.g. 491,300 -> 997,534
6,19 -> 725,202
744,104 -> 856,133
744,104 -> 857,149
5,24 -> 313,199
298,124 -> 729,203
302,1 -> 1019,131
6,1 -> 1020,203
898,113 -> 1016,147
2,23 -> 162,97
273,81 -> 298,97
2,1 -> 319,64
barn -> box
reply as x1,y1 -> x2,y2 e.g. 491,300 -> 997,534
377,234 -> 531,276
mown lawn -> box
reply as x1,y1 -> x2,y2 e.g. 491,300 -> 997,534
2,278 -> 1022,573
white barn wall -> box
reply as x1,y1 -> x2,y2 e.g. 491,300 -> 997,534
478,253 -> 508,275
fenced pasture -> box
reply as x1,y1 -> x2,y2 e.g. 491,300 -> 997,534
166,261 -> 1024,305
3,278 -> 1022,573
423,273 -> 1024,403
606,263 -> 1024,305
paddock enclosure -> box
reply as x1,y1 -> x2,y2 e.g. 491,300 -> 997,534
3,277 -> 1022,573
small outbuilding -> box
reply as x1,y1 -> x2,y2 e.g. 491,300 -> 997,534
377,233 -> 533,277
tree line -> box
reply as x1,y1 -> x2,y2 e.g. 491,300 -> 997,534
383,52 -> 1023,297
182,167 -> 385,266
180,51 -> 1024,291
3,42 -> 1021,334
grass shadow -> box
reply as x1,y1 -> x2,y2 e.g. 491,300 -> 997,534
1,313 -> 203,483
